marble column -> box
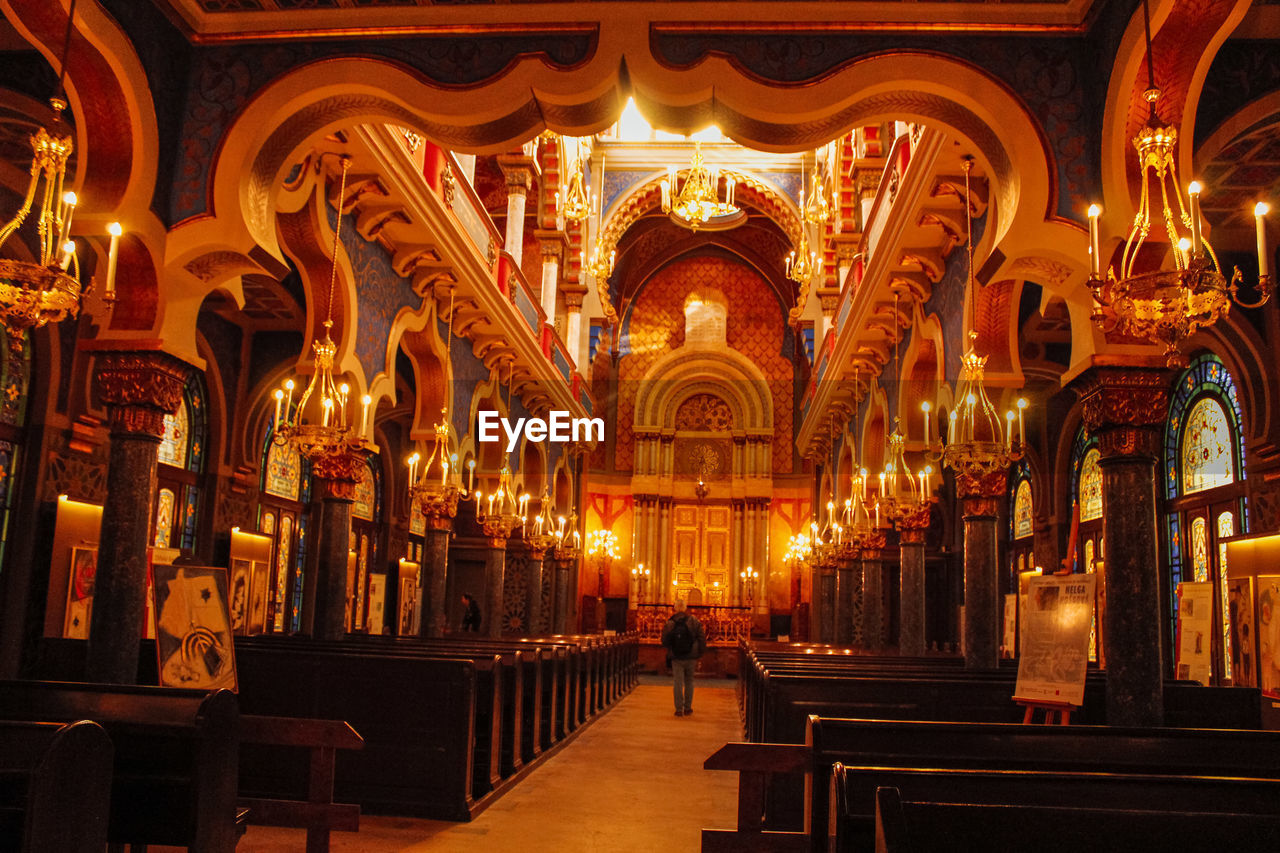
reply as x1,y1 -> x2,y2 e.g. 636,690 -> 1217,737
86,351 -> 188,684
499,161 -> 532,265
480,519 -> 515,639
422,518 -> 453,638
958,470 -> 1005,669
1081,368 -> 1169,727
535,231 -> 566,327
815,563 -> 836,643
835,556 -> 855,646
898,506 -> 931,657
553,555 -> 574,634
526,548 -> 550,635
861,533 -> 887,651
313,486 -> 354,641
562,286 -> 586,367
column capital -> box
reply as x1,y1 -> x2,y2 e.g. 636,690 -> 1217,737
896,503 -> 932,544
497,154 -> 538,192
954,466 -> 1009,500
534,228 -> 569,260
311,449 -> 368,500
94,350 -> 190,438
560,283 -> 587,310
1078,366 -> 1171,460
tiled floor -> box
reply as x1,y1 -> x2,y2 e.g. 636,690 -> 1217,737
234,676 -> 742,852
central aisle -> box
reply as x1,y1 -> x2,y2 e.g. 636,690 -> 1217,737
238,677 -> 742,852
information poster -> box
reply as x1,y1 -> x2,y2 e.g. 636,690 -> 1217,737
1227,577 -> 1256,688
1014,574 -> 1096,707
1175,581 -> 1214,684
1259,576 -> 1280,699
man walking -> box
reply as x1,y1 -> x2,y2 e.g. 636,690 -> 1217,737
661,599 -> 706,716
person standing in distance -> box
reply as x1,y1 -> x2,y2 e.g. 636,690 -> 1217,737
661,599 -> 706,716
461,593 -> 482,632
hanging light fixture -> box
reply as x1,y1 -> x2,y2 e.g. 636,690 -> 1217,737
0,0 -> 120,342
581,154 -> 615,282
525,486 -> 560,554
406,291 -> 468,519
932,158 -> 1027,484
802,152 -> 833,226
660,141 -> 745,232
558,137 -> 592,223
785,231 -> 822,286
471,362 -> 528,540
1086,0 -> 1271,368
554,508 -> 582,560
272,157 -> 372,479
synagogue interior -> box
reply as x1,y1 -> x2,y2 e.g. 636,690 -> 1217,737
0,0 -> 1279,849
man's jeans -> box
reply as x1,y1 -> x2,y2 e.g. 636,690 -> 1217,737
672,657 -> 696,712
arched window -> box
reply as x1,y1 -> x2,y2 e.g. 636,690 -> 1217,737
153,374 -> 207,552
1164,353 -> 1247,683
1007,461 -> 1034,594
260,423 -> 312,633
1070,426 -> 1104,571
349,455 -> 382,633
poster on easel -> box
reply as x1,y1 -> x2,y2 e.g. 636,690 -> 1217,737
1014,574 -> 1096,707
1175,581 -> 1214,684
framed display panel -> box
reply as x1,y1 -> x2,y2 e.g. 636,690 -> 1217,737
1175,582 -> 1214,684
62,546 -> 97,640
1223,534 -> 1280,728
152,564 -> 237,691
1014,574 -> 1096,707
229,558 -> 251,635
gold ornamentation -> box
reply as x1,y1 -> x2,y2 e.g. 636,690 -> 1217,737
95,352 -> 189,438
962,495 -> 1002,518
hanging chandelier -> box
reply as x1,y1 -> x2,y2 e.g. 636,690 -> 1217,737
660,141 -> 745,232
0,0 -> 119,342
581,155 -> 615,282
272,157 -> 371,477
558,137 -> 592,223
525,487 -> 560,554
785,231 -> 822,285
471,363 -> 528,540
554,508 -> 582,560
407,292 -> 465,519
1086,0 -> 1271,368
802,153 -> 833,226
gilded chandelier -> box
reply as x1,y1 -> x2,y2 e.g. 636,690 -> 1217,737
272,158 -> 371,475
0,0 -> 120,342
406,290 -> 463,519
1085,0 -> 1271,368
660,142 -> 745,232
558,137 -> 592,223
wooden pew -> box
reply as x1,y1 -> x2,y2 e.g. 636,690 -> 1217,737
0,681 -> 240,852
810,716 -> 1280,852
234,644 -> 479,820
872,785 -> 1280,853
830,763 -> 1280,853
0,719 -> 113,853
238,715 -> 363,853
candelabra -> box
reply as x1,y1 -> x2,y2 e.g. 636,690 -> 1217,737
272,157 -> 371,481
1083,0 -> 1271,368
785,231 -> 822,286
0,0 -> 120,342
554,510 -> 582,561
660,141 -> 745,232
740,566 -> 759,608
587,529 -> 619,597
631,562 -> 651,605
525,487 -> 560,555
406,411 -> 462,521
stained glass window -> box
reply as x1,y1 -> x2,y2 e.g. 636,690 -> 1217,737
158,404 -> 188,468
1080,448 -> 1102,522
154,488 -> 175,548
1218,510 -> 1235,680
274,515 -> 292,632
265,441 -> 302,501
1013,479 -> 1033,540
1166,353 -> 1244,500
1191,516 -> 1208,583
1084,540 -> 1095,573
410,499 -> 425,536
1181,398 -> 1235,494
352,464 -> 375,521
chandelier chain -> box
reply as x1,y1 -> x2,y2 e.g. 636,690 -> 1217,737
327,157 -> 351,331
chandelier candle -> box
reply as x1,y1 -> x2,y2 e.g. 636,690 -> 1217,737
1258,203 -> 1272,279
1188,182 -> 1203,256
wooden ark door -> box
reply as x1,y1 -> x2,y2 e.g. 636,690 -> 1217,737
670,503 -> 733,604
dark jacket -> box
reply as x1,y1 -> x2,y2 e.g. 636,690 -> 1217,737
462,600 -> 481,632
661,611 -> 706,660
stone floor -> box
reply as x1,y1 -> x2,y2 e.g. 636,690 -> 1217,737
232,675 -> 742,852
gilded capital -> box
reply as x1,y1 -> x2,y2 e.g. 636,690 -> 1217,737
94,350 -> 190,438
1079,367 -> 1170,460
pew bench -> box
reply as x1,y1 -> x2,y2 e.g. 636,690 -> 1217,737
238,715 -> 363,853
872,785 -> 1280,853
0,681 -> 240,853
0,719 -> 113,853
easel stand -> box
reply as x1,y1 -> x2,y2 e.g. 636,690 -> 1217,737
1016,698 -> 1075,725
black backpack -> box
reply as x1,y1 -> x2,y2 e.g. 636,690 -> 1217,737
669,614 -> 695,656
